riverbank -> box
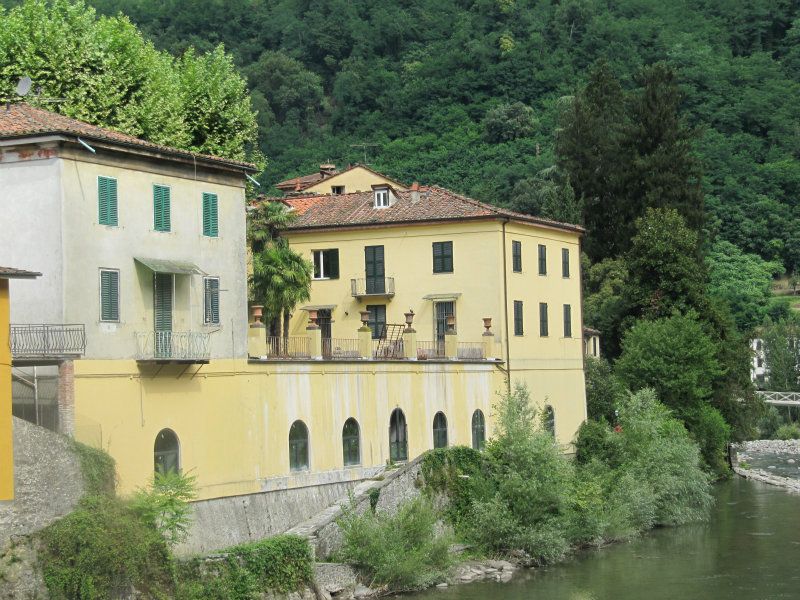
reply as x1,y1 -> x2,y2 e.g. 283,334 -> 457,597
731,439 -> 800,493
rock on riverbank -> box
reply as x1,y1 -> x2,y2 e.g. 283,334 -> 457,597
731,440 -> 800,493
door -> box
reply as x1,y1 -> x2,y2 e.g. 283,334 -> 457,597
435,301 -> 455,354
318,309 -> 333,357
365,245 -> 385,294
154,273 -> 173,358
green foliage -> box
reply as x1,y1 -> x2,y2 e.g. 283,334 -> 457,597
132,470 -> 197,546
39,495 -> 174,600
175,535 -> 313,599
574,419 -> 621,468
69,440 -> 116,497
250,241 -> 312,336
616,313 -> 721,416
758,406 -> 785,439
582,256 -> 631,358
776,423 -> 800,440
684,404 -> 731,475
584,356 -> 625,422
336,496 -> 452,591
483,101 -> 537,143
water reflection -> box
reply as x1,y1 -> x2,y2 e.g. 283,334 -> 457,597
414,479 -> 800,600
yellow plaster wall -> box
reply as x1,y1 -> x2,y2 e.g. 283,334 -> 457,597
72,358 -> 498,499
303,167 -> 407,195
0,279 -> 13,500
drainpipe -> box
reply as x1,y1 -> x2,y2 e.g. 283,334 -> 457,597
501,219 -> 511,391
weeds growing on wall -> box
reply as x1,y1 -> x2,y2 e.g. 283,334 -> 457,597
69,440 -> 116,497
132,470 -> 198,546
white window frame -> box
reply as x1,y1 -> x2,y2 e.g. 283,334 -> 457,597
312,249 -> 337,280
374,188 -> 389,208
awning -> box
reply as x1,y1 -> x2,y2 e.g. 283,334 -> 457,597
135,257 -> 205,276
300,304 -> 337,311
422,293 -> 462,301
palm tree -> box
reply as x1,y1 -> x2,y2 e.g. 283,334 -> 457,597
247,200 -> 296,252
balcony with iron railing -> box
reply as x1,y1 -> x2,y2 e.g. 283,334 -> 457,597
135,331 -> 211,363
350,277 -> 395,299
10,324 -> 86,363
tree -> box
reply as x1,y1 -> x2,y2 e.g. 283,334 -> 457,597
509,168 -> 582,225
762,318 -> 800,392
247,200 -> 296,253
584,356 -> 625,422
483,102 -> 538,143
582,256 -> 631,359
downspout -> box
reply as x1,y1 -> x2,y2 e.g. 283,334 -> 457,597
578,235 -> 588,422
501,219 -> 511,391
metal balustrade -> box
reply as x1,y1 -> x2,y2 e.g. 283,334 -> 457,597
323,338 -> 360,359
10,324 -> 86,358
266,336 -> 311,359
135,331 -> 211,362
350,277 -> 396,298
457,342 -> 485,359
417,340 -> 445,360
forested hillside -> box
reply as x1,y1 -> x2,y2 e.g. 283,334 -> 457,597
78,0 -> 800,272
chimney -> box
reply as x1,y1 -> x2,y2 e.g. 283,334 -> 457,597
410,182 -> 420,204
319,163 -> 336,177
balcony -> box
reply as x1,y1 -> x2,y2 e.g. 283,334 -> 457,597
135,331 -> 211,363
10,324 -> 86,364
350,277 -> 395,299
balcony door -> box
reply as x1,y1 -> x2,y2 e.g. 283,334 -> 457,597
318,309 -> 333,358
154,273 -> 173,358
365,245 -> 385,294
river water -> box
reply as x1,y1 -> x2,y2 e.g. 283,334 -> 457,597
414,478 -> 800,600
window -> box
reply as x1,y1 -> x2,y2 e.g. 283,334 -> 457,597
367,305 -> 386,339
472,410 -> 486,451
100,269 -> 119,322
514,300 -> 524,336
539,302 -> 549,336
98,176 -> 118,226
435,301 -> 455,341
153,184 -> 171,232
512,240 -> 522,272
432,241 -> 453,273
204,277 -> 220,325
374,187 -> 389,208
154,429 -> 179,474
543,406 -> 555,437
313,249 -> 340,280
342,418 -> 361,466
332,185 -> 345,195
592,337 -> 598,356
563,304 -> 572,337
389,408 -> 408,461
562,248 -> 570,278
538,244 -> 547,275
202,192 -> 218,237
433,412 -> 448,449
289,420 -> 309,471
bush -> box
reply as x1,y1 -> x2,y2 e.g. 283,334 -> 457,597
70,441 -> 116,497
759,406 -> 785,439
176,535 -> 313,599
684,404 -> 731,475
132,470 -> 197,546
574,419 -> 622,467
584,356 -> 625,422
39,495 -> 174,600
776,424 -> 800,440
336,496 -> 452,590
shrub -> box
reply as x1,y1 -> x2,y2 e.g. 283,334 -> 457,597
776,424 -> 800,440
574,419 -> 622,467
584,356 -> 625,422
132,470 -> 197,546
684,404 -> 731,475
336,496 -> 452,590
39,495 -> 174,600
759,406 -> 785,439
70,441 -> 116,497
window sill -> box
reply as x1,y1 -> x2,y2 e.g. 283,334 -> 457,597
432,271 -> 454,275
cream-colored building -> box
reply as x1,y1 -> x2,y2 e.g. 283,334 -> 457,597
276,164 -> 406,195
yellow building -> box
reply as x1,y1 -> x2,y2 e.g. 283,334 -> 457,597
275,164 -> 406,195
0,266 -> 41,501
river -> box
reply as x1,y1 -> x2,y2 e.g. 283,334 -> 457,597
414,478 -> 800,599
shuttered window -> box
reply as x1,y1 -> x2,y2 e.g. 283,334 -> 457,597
313,249 -> 339,279
562,248 -> 570,278
100,269 -> 119,322
539,302 -> 549,337
367,304 -> 386,339
98,176 -> 118,226
204,277 -> 220,325
432,241 -> 453,273
153,185 -> 171,232
538,244 -> 547,275
513,300 -> 524,336
563,304 -> 572,337
202,192 -> 218,237
512,241 -> 522,272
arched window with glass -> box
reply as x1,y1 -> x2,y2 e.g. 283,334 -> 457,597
289,420 -> 309,471
432,411 -> 448,449
154,428 -> 180,474
389,408 -> 408,462
342,418 -> 361,466
543,406 -> 555,438
471,410 -> 486,451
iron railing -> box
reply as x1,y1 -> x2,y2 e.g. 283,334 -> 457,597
457,342 -> 485,360
10,324 -> 86,357
373,338 -> 404,359
350,277 -> 395,298
323,338 -> 360,359
417,340 -> 445,360
266,336 -> 311,359
135,331 -> 211,361
756,390 -> 800,406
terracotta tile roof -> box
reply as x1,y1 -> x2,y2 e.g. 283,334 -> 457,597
0,103 -> 256,171
275,171 -> 333,191
0,266 -> 41,279
276,186 -> 584,233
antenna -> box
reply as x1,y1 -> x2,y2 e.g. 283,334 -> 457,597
16,77 -> 32,97
350,142 -> 379,165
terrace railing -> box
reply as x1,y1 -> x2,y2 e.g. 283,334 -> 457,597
135,331 -> 211,362
417,340 -> 445,360
351,277 -> 396,298
457,342 -> 485,360
10,324 -> 86,358
323,338 -> 360,359
267,336 -> 311,359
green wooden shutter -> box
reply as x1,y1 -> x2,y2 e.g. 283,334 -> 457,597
563,304 -> 572,337
433,242 -> 443,273
514,300 -> 523,335
154,273 -> 173,331
100,270 -> 119,321
327,250 -> 340,279
443,241 -> 453,272
98,177 -> 118,226
539,302 -> 549,336
512,241 -> 522,272
154,185 -> 171,232
203,192 -> 218,237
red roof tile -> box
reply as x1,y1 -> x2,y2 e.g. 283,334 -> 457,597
276,186 -> 584,233
0,103 -> 256,171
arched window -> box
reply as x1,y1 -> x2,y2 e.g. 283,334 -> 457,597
471,410 -> 486,451
543,406 -> 555,437
389,408 -> 408,462
289,420 -> 309,471
154,428 -> 180,474
342,418 -> 361,466
432,412 -> 448,449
